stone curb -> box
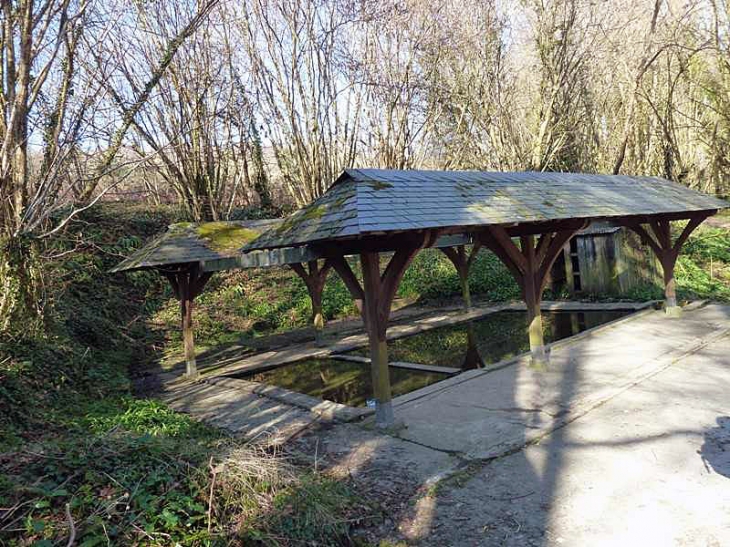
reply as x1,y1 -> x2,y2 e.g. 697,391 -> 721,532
204,376 -> 374,423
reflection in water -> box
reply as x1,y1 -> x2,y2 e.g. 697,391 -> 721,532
237,358 -> 449,407
462,323 -> 485,371
236,310 -> 630,408
349,310 -> 630,370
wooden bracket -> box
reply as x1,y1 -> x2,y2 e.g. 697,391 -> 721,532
328,230 -> 438,324
329,256 -> 364,313
290,259 -> 333,340
625,212 -> 712,309
476,221 -> 586,300
476,221 -> 586,365
356,232 -> 432,428
158,263 -> 213,380
289,259 -> 333,294
440,242 -> 482,308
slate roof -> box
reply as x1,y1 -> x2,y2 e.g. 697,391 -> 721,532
243,169 -> 728,251
111,219 -> 284,272
111,217 -> 472,273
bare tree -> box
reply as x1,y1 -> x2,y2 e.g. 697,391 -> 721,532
100,1 -> 266,221
237,0 -> 363,206
0,0 -> 218,334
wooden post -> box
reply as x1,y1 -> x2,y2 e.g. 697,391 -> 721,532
329,239 -> 428,428
521,235 -> 547,366
477,221 -> 585,367
179,272 -> 196,378
162,263 -> 212,380
627,213 -> 711,315
441,243 -> 481,309
290,260 -> 332,345
360,252 -> 393,427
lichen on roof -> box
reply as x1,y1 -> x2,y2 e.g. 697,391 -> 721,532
197,222 -> 261,252
111,218 -> 283,273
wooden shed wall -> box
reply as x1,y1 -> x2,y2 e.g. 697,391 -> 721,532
564,229 -> 662,296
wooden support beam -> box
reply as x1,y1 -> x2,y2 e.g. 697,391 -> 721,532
290,259 -> 333,345
626,212 -> 713,314
440,243 -> 482,309
329,256 -> 364,314
161,263 -> 212,380
329,235 -> 432,428
360,243 -> 423,428
477,221 -> 585,367
521,234 -> 546,366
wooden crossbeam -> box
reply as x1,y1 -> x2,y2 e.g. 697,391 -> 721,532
329,256 -> 364,312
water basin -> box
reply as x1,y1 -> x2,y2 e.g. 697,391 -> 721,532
236,358 -> 449,407
233,309 -> 632,408
344,309 -> 631,370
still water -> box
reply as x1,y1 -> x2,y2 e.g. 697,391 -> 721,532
235,310 -> 630,407
346,309 -> 630,370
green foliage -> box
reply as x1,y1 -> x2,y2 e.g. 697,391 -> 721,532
85,398 -> 213,438
1,204 -> 361,546
675,227 -> 730,301
2,410 -> 215,545
399,248 -> 520,302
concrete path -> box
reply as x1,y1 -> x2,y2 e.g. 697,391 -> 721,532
398,324 -> 730,546
391,303 -> 730,459
158,302 -> 730,545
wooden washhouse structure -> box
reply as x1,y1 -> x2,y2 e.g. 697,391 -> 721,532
554,221 -> 662,297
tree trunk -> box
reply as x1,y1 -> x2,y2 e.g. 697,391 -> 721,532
0,236 -> 44,337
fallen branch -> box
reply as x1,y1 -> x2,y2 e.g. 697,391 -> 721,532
65,503 -> 76,547
207,457 -> 218,534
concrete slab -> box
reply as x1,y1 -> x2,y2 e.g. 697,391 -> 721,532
160,381 -> 318,444
393,304 -> 730,459
403,330 -> 730,546
206,376 -> 373,422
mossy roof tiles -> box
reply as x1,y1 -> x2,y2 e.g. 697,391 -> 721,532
111,219 -> 284,272
243,169 -> 728,251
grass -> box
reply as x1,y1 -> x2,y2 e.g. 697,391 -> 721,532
0,204 -> 360,546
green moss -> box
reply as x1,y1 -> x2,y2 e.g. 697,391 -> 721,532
198,222 -> 260,252
275,204 -> 327,235
367,180 -> 393,190
169,221 -> 194,231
